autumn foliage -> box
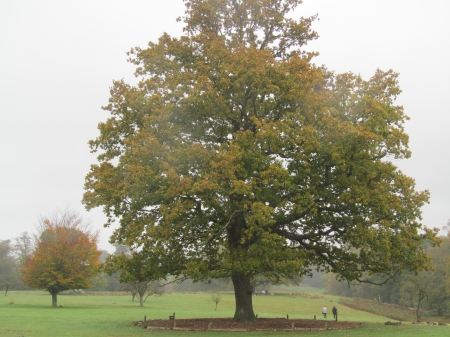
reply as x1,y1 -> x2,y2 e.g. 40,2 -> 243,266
84,0 -> 439,321
21,210 -> 101,307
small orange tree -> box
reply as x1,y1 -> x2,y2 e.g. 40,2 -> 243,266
21,210 -> 101,307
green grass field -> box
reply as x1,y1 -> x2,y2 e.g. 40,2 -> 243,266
1,290 -> 449,336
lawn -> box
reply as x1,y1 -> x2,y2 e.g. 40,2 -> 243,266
1,291 -> 449,337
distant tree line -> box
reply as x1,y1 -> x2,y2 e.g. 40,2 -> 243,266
323,231 -> 450,318
0,232 -> 34,295
2,209 -> 449,315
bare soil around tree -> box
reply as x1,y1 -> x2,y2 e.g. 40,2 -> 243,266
137,317 -> 362,331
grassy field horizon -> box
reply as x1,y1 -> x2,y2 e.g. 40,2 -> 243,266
1,289 -> 449,336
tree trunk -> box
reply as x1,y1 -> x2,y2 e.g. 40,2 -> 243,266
416,290 -> 426,323
51,292 -> 58,307
5,284 -> 9,296
416,303 -> 422,323
231,274 -> 256,322
138,291 -> 144,307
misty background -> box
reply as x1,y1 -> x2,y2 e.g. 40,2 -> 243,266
1,0 -> 449,252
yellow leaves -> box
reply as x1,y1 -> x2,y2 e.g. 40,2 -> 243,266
230,179 -> 251,196
83,0 -> 437,291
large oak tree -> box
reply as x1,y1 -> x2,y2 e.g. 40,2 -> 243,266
84,0 -> 438,321
21,210 -> 101,307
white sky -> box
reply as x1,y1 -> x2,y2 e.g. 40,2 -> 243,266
1,0 -> 449,252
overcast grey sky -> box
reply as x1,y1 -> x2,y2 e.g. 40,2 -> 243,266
1,0 -> 449,252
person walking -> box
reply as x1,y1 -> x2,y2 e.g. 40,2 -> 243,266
322,306 -> 327,319
332,306 -> 337,319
